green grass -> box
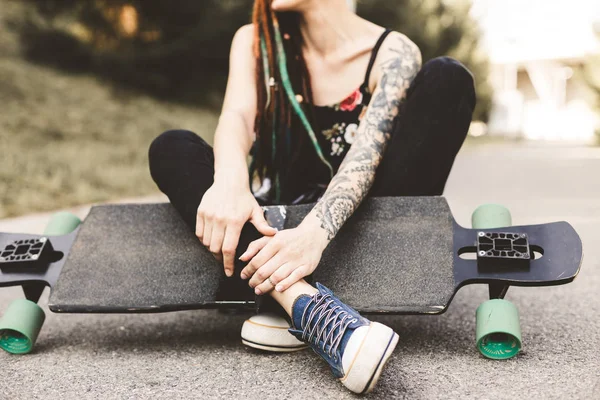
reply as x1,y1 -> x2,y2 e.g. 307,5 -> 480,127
0,55 -> 218,218
0,1 -> 219,218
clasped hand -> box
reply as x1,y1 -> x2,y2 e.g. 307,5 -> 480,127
196,182 -> 327,293
239,222 -> 327,294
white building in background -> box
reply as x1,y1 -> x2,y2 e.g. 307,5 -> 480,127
471,0 -> 600,141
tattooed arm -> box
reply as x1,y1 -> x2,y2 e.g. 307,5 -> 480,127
305,33 -> 422,241
240,33 -> 421,294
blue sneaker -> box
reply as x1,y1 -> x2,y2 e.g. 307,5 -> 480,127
289,283 -> 399,394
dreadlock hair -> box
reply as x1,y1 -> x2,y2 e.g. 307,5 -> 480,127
250,0 -> 333,203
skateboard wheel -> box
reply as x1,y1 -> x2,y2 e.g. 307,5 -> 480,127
44,212 -> 81,235
0,299 -> 46,354
476,299 -> 521,360
471,204 -> 511,229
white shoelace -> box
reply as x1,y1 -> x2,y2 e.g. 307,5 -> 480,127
300,293 -> 358,360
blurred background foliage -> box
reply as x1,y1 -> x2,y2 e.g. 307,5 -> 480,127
1,0 -> 491,217
17,0 -> 492,119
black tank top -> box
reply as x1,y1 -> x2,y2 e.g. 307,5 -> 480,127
311,29 -> 392,173
256,29 -> 392,205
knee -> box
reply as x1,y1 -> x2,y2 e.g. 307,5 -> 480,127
148,129 -> 212,182
421,57 -> 476,104
422,57 -> 474,85
149,129 -> 196,156
149,130 -> 200,163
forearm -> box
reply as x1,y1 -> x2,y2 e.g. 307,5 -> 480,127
300,128 -> 388,247
213,110 -> 254,188
301,33 -> 421,247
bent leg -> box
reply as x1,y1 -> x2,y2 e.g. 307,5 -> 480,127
370,56 -> 476,197
148,129 -> 214,230
150,130 -> 262,305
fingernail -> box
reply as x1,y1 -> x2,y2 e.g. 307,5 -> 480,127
255,288 -> 262,295
240,273 -> 247,280
225,270 -> 232,277
276,285 -> 283,292
239,251 -> 247,259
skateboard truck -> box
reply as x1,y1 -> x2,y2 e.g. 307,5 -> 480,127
476,232 -> 531,270
0,237 -> 54,272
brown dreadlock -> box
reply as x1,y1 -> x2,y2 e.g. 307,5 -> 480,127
250,0 -> 331,203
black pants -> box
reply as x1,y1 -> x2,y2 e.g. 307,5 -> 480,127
149,57 -> 476,231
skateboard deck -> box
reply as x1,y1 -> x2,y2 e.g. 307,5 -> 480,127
0,197 -> 583,315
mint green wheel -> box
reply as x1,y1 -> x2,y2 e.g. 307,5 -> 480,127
472,204 -> 521,359
0,212 -> 80,355
471,204 -> 511,229
44,211 -> 81,235
0,299 -> 46,354
476,299 -> 521,359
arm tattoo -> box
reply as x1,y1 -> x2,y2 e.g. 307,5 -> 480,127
314,35 -> 421,240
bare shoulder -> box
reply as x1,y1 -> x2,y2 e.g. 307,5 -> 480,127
372,31 -> 422,82
231,24 -> 255,51
380,32 -> 421,64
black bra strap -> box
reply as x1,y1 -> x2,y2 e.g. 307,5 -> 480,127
363,29 -> 392,88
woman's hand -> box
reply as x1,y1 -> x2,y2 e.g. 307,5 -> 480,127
239,215 -> 330,294
196,181 -> 277,277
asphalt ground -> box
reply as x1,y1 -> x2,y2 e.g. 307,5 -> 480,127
1,142 -> 599,399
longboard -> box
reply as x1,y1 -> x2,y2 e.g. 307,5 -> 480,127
0,197 -> 583,357
0,197 -> 582,314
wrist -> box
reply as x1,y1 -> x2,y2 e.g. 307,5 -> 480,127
299,213 -> 331,251
214,165 -> 249,189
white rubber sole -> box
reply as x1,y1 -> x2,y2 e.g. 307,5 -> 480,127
340,322 -> 399,394
241,339 -> 307,353
241,319 -> 307,353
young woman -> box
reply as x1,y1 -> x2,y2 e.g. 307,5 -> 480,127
149,0 -> 475,394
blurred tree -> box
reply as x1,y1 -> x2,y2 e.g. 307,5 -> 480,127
18,0 -> 252,104
358,0 -> 492,120
16,0 -> 491,119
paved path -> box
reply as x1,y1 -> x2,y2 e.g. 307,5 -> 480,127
1,143 -> 599,399
0,195 -> 168,234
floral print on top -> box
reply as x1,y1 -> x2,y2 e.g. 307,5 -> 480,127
312,85 -> 372,173
281,29 -> 392,203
